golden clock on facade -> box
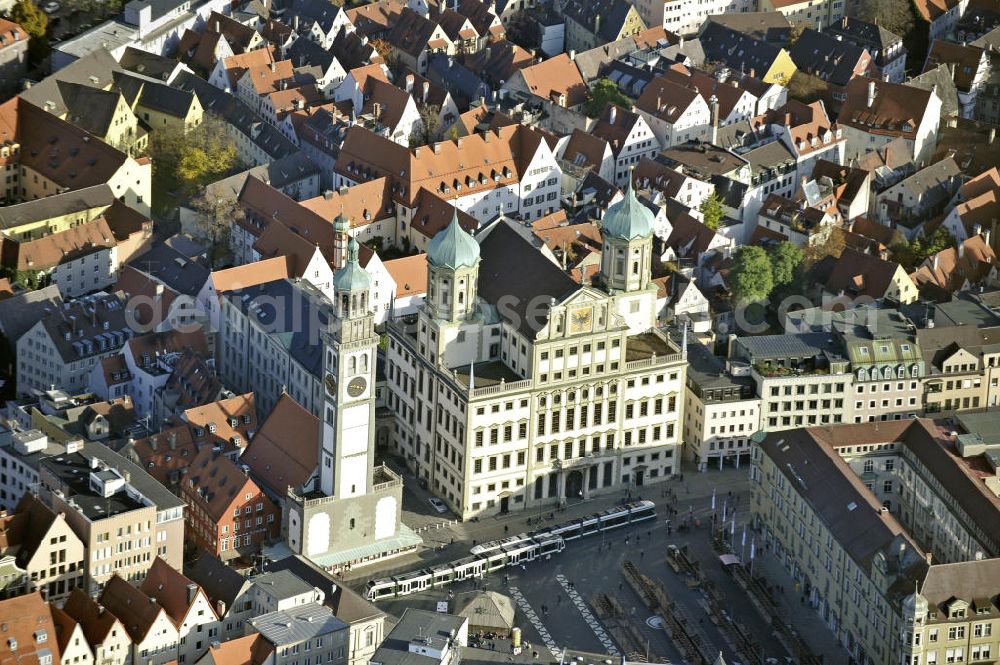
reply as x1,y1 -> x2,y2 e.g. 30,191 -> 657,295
569,307 -> 594,334
324,373 -> 337,397
347,376 -> 367,398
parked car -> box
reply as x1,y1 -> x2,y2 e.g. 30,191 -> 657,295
428,497 -> 447,514
42,1 -> 60,12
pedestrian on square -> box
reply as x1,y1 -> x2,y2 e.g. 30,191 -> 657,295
640,551 -> 644,559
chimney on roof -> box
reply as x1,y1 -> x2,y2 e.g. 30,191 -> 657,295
987,227 -> 993,249
989,127 -> 997,144
293,14 -> 299,31
594,16 -> 601,35
569,49 -> 576,61
186,583 -> 198,605
933,253 -> 940,271
948,62 -> 956,81
842,15 -> 847,28
609,105 -> 617,124
422,80 -> 430,103
959,242 -> 965,260
323,190 -> 333,200
214,20 -> 220,31
405,74 -> 414,93
270,62 -> 276,73
867,80 -> 876,108
709,95 -> 719,145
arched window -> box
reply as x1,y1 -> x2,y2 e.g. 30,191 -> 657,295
857,369 -> 866,381
349,356 -> 357,374
361,353 -> 368,373
349,518 -> 356,529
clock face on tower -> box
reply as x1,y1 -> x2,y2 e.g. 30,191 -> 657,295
347,376 -> 367,398
324,373 -> 337,397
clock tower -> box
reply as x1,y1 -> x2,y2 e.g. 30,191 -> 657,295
286,236 -> 417,568
321,236 -> 377,498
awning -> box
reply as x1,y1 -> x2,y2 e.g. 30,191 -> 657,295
266,524 -> 423,569
719,554 -> 741,566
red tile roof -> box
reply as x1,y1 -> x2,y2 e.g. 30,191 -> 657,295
241,393 -> 318,498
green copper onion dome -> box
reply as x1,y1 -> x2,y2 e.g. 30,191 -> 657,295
332,237 -> 371,291
427,208 -> 480,270
601,175 -> 655,241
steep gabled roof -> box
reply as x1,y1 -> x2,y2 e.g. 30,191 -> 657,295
241,394 -> 319,498
140,557 -> 214,628
477,219 -> 579,336
100,575 -> 167,643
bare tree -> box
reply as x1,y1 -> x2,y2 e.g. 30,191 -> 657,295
854,0 -> 914,38
187,191 -> 242,268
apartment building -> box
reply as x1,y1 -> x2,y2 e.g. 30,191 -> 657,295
0,18 -> 27,96
218,278 -> 330,417
249,603 -> 350,665
660,0 -> 757,36
333,123 -> 561,224
37,441 -> 184,595
386,183 -> 686,518
0,592 -> 93,665
2,97 -> 151,215
917,324 -> 1000,415
844,315 -> 925,423
180,447 -> 280,560
62,588 -> 133,665
731,333 -> 853,431
100,575 -> 179,665
266,555 -> 387,665
839,78 -> 942,165
751,418 -> 1000,665
16,293 -> 131,396
139,558 -> 220,665
590,105 -> 660,187
0,493 -> 86,603
559,0 -> 647,53
823,17 -> 907,84
682,342 -> 761,471
758,0 -> 843,30
0,428 -> 69,513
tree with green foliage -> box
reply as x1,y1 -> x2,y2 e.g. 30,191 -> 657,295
584,79 -> 631,118
769,241 -> 804,288
891,227 -> 954,270
506,9 -> 539,50
730,246 -> 774,304
9,0 -> 49,65
152,116 -> 240,197
699,193 -> 724,230
804,226 -> 848,266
